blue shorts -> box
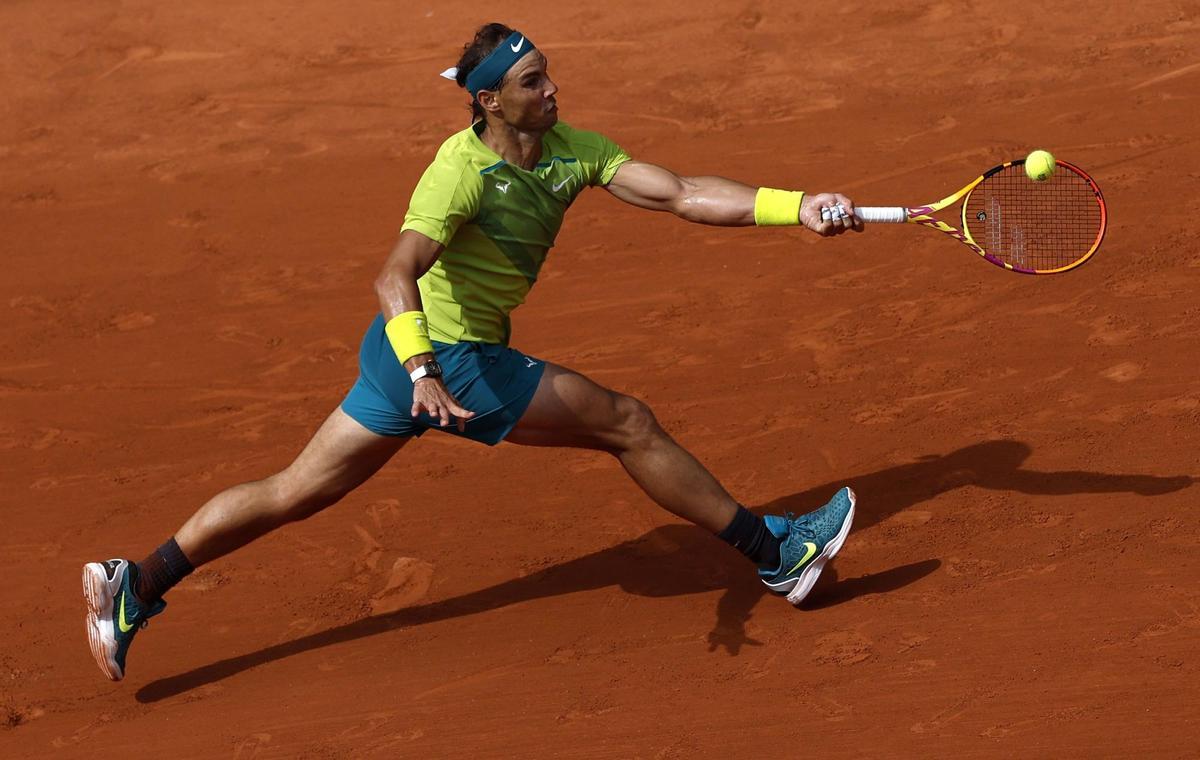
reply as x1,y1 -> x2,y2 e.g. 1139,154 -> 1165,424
341,314 -> 546,445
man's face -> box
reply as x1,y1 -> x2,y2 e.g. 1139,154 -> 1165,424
485,51 -> 558,131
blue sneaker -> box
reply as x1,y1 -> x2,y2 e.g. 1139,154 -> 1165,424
83,559 -> 166,681
759,487 -> 856,605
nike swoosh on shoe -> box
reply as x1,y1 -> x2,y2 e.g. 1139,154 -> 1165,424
785,542 -> 818,576
118,592 -> 136,633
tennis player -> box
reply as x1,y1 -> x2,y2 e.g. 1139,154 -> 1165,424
83,23 -> 863,681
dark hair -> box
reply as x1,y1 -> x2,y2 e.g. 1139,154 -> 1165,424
455,22 -> 516,123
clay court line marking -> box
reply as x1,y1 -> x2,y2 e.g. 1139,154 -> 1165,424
1131,61 -> 1200,90
221,98 -> 396,110
98,47 -> 227,79
573,108 -> 686,128
1092,139 -> 1193,172
537,41 -> 637,50
841,148 -> 993,191
900,387 -> 971,403
412,664 -> 520,700
157,51 -> 230,62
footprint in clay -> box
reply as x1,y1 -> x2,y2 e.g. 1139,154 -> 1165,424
370,557 -> 435,615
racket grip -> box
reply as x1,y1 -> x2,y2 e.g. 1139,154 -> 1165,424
853,207 -> 908,223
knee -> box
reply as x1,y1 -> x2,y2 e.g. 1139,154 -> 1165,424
610,394 -> 665,452
266,471 -> 349,523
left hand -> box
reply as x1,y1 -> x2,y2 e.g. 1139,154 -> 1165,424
800,192 -> 865,236
411,377 -> 475,432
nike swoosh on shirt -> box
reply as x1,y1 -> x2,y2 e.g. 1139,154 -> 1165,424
785,542 -> 818,576
510,36 -> 525,53
552,177 -> 571,192
118,592 -> 135,633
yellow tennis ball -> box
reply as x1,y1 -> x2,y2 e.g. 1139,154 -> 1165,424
1025,150 -> 1056,181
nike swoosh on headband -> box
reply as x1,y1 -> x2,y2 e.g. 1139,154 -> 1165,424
510,36 -> 525,52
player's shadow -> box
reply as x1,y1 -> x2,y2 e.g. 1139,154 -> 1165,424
135,439 -> 1192,703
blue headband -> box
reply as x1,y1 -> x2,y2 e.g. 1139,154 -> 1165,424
465,31 -> 537,98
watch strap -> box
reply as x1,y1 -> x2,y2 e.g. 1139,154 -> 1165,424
409,361 -> 441,383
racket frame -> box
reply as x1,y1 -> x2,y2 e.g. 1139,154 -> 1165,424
857,158 -> 1107,275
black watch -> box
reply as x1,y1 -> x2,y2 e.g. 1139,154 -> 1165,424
409,359 -> 443,383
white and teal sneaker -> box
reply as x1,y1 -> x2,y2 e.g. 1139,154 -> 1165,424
83,559 -> 166,681
759,487 -> 856,605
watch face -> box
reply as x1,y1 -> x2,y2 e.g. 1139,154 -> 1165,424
425,360 -> 443,377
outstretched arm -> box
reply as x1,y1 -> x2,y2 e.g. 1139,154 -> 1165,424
603,160 -> 862,236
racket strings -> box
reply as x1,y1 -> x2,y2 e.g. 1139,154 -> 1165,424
964,165 -> 1103,273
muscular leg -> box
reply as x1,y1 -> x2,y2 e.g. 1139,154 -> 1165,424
175,407 -> 407,567
506,363 -> 737,533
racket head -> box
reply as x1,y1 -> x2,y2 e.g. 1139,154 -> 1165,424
960,159 -> 1107,274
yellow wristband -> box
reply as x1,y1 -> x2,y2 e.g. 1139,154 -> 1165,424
384,311 -> 434,365
753,188 -> 805,226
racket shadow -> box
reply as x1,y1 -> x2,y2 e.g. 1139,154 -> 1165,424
756,439 -> 1195,536
135,439 -> 1193,703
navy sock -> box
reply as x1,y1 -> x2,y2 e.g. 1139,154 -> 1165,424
135,537 -> 194,603
717,505 -> 782,569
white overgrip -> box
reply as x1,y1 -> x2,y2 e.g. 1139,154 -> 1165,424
853,207 -> 908,223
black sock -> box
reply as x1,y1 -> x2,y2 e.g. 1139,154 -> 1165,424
135,537 -> 195,603
717,505 -> 782,569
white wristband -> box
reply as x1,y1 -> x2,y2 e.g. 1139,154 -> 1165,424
409,364 -> 433,383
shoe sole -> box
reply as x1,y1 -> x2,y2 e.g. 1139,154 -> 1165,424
780,488 -> 856,606
82,563 -> 123,681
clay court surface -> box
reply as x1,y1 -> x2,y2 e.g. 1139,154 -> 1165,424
3,1 -> 1199,756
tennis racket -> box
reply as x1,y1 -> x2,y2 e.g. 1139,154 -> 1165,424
825,158 -> 1107,274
